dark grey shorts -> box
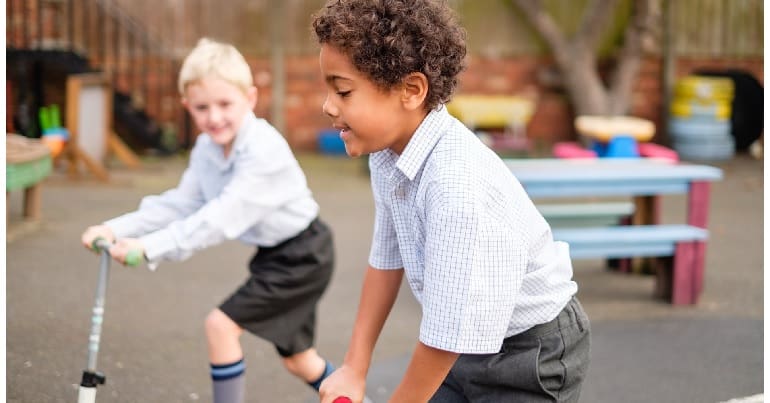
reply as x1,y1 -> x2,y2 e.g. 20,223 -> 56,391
431,296 -> 591,403
219,218 -> 334,357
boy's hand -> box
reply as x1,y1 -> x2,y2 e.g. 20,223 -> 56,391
319,364 -> 366,403
81,225 -> 115,251
109,238 -> 146,266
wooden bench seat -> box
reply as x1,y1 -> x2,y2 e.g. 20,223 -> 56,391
538,202 -> 634,228
7,134 -> 53,222
552,224 -> 709,304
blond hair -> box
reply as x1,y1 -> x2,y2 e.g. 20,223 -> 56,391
177,38 -> 253,95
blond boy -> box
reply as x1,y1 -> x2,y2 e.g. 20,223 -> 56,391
81,38 -> 337,403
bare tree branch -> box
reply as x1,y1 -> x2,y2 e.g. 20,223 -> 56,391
608,0 -> 655,114
577,0 -> 621,50
511,0 -> 569,63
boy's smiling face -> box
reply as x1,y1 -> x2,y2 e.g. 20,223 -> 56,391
183,76 -> 257,156
319,44 -> 423,157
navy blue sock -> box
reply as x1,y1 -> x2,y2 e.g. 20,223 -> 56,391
211,358 -> 245,403
309,360 -> 335,391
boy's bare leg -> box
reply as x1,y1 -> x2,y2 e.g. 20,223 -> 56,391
205,309 -> 245,403
205,309 -> 244,362
282,348 -> 327,382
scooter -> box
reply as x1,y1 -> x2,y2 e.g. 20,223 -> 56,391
79,239 -> 353,403
78,238 -> 142,403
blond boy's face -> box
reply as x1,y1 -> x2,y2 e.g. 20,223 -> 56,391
183,76 -> 257,155
319,44 -> 414,157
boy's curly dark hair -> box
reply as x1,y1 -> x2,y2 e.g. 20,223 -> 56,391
312,0 -> 467,111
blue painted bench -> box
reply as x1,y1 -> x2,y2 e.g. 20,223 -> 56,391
537,202 -> 634,228
506,158 -> 723,305
539,202 -> 636,272
551,225 -> 708,259
552,225 -> 709,303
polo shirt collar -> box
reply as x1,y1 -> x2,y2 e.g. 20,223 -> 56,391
230,112 -> 257,156
395,106 -> 452,181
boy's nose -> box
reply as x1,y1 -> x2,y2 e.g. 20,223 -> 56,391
208,107 -> 223,123
322,97 -> 338,118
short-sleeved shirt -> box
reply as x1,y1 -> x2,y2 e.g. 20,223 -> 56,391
106,112 -> 319,264
368,106 -> 577,354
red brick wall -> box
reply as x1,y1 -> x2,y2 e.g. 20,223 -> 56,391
8,0 -> 763,151
260,55 -> 763,151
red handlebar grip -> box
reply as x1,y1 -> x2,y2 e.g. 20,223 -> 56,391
333,398 -> 352,403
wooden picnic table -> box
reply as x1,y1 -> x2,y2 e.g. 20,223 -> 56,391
7,134 -> 53,222
504,157 -> 723,305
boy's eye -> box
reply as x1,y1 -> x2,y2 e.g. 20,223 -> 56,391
337,90 -> 351,98
194,105 -> 208,111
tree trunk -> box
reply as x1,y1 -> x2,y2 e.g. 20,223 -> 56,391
560,50 -> 608,116
512,0 -> 655,117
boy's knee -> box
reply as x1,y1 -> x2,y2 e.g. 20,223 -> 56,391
204,309 -> 241,339
280,348 -> 319,376
281,356 -> 300,376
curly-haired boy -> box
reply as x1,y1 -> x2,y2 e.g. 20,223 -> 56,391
312,1 -> 590,402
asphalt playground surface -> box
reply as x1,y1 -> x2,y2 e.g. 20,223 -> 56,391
6,152 -> 764,403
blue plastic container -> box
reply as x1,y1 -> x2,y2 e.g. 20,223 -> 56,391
591,135 -> 639,158
317,129 -> 347,155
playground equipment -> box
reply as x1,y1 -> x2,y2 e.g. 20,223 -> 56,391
554,115 -> 678,161
38,104 -> 69,158
447,95 -> 536,154
668,75 -> 736,161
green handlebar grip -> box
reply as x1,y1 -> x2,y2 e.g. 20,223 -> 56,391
91,237 -> 143,267
91,237 -> 109,252
125,250 -> 144,267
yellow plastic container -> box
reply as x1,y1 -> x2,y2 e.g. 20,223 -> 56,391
447,95 -> 535,128
674,76 -> 734,102
670,99 -> 731,120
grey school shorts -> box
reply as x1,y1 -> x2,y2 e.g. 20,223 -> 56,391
430,296 -> 591,402
219,218 -> 334,357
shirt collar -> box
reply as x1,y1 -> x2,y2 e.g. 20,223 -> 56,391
395,106 -> 452,181
231,111 -> 257,155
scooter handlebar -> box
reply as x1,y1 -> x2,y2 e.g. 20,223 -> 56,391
91,238 -> 144,267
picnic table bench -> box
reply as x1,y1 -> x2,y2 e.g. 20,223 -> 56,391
505,158 -> 723,305
7,134 -> 53,222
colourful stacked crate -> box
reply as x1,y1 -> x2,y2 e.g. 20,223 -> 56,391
669,75 -> 735,160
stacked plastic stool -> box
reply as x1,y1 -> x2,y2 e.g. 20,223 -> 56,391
555,116 -> 678,162
669,75 -> 735,161
575,115 -> 656,158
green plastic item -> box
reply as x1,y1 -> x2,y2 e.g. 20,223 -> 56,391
6,156 -> 52,191
49,104 -> 61,127
38,107 -> 52,131
38,104 -> 63,131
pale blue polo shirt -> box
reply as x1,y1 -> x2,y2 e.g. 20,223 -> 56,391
106,112 -> 319,266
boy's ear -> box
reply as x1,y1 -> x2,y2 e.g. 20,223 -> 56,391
247,86 -> 258,109
401,72 -> 428,111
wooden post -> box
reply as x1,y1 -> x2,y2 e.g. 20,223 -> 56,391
688,181 -> 711,302
23,184 -> 41,220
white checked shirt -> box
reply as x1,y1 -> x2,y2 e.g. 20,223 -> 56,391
105,112 -> 319,265
368,107 -> 577,354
